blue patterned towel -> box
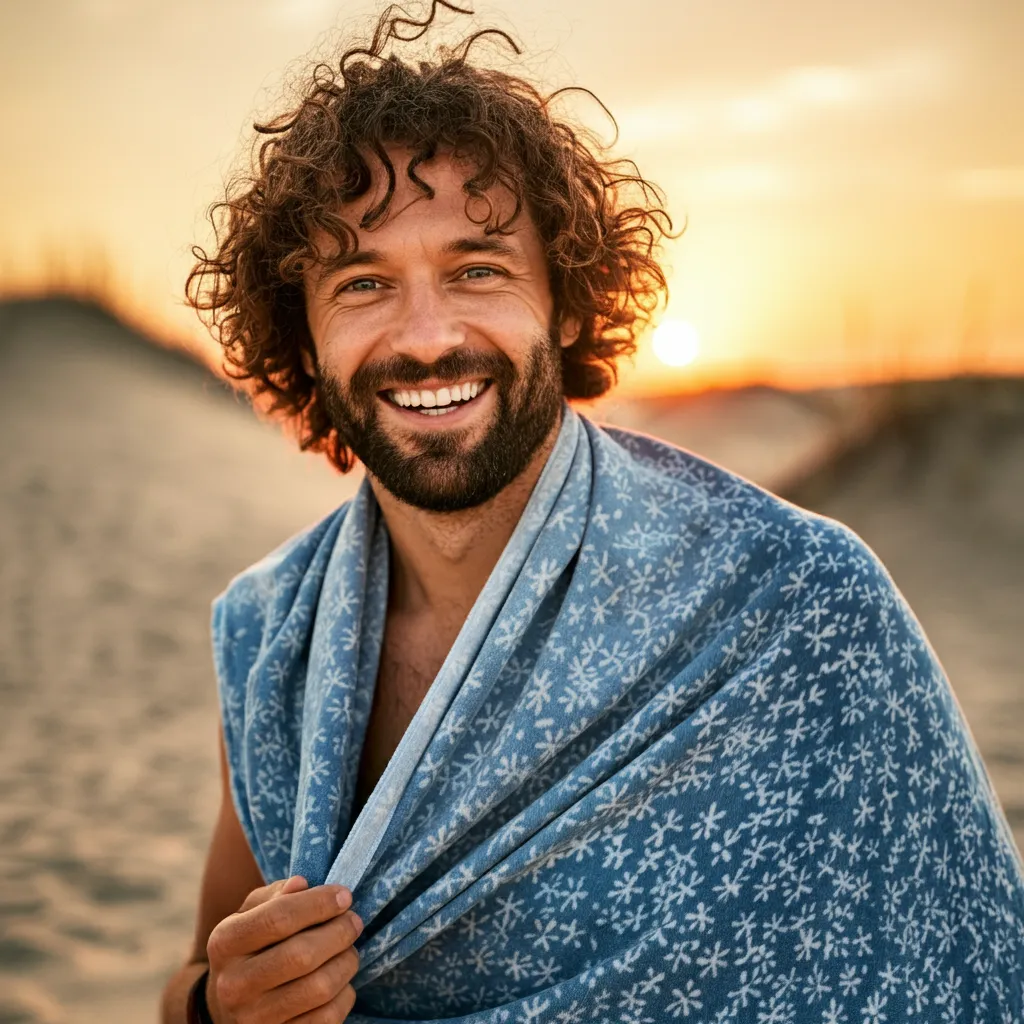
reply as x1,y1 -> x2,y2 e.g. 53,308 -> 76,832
214,408 -> 1024,1022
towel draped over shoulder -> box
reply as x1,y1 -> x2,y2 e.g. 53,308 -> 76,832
213,409 -> 1024,1022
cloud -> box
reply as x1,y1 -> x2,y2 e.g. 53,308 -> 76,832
75,0 -> 160,19
950,167 -> 1024,201
616,49 -> 948,144
683,163 -> 794,201
259,0 -> 340,27
724,66 -> 864,134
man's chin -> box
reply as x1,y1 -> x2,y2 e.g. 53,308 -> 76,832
368,422 -> 481,467
368,462 -> 498,513
350,425 -> 489,511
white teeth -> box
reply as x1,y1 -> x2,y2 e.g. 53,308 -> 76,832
388,380 -> 486,410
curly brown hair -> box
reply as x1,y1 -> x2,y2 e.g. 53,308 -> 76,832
186,0 -> 674,472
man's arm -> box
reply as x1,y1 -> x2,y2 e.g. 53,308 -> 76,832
160,729 -> 270,1022
161,724 -> 362,1023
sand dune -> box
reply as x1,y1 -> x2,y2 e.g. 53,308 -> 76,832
0,299 -> 1020,1022
0,300 -> 358,1021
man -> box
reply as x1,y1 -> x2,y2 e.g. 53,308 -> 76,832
162,4 -> 1024,1022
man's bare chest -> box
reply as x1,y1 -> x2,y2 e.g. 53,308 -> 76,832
352,614 -> 461,813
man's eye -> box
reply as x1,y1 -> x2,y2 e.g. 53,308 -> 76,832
462,266 -> 501,280
341,278 -> 379,293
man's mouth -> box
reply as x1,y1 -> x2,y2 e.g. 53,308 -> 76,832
382,378 -> 491,417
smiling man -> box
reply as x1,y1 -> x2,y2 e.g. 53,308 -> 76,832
161,4 -> 1024,1023
304,154 -> 576,519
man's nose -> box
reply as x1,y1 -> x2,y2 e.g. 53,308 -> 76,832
388,282 -> 466,365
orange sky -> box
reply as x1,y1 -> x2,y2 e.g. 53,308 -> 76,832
1,0 -> 1022,393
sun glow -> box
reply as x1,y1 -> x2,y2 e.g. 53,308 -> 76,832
652,320 -> 702,368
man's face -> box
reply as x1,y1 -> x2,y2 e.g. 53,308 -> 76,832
302,148 -> 579,512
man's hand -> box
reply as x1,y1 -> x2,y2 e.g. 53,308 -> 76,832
205,875 -> 363,1023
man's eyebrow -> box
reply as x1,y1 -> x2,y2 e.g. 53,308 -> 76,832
319,249 -> 386,281
317,236 -> 525,282
442,236 -> 526,262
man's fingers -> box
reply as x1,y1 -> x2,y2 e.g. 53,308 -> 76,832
254,948 -> 359,1022
232,911 -> 363,991
237,874 -> 310,913
278,875 -> 310,896
210,883 -> 353,960
287,983 -> 357,1024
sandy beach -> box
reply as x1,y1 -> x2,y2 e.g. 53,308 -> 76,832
1,299 -> 1020,1023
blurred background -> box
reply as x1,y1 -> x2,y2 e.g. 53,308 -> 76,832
1,0 -> 1021,1019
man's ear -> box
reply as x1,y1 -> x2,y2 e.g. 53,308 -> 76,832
559,316 -> 582,349
300,347 -> 316,377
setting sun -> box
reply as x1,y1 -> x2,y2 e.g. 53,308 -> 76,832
652,320 -> 702,368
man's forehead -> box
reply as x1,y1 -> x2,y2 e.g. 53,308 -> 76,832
332,146 -> 530,238
344,144 -> 483,202
310,151 -> 536,270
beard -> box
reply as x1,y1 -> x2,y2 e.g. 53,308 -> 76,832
315,327 -> 565,512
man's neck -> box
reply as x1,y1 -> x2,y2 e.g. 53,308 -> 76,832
368,414 -> 563,623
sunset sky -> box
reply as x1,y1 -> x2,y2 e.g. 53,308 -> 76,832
1,0 -> 1021,393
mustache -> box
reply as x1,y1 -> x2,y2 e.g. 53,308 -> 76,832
345,349 -> 516,398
